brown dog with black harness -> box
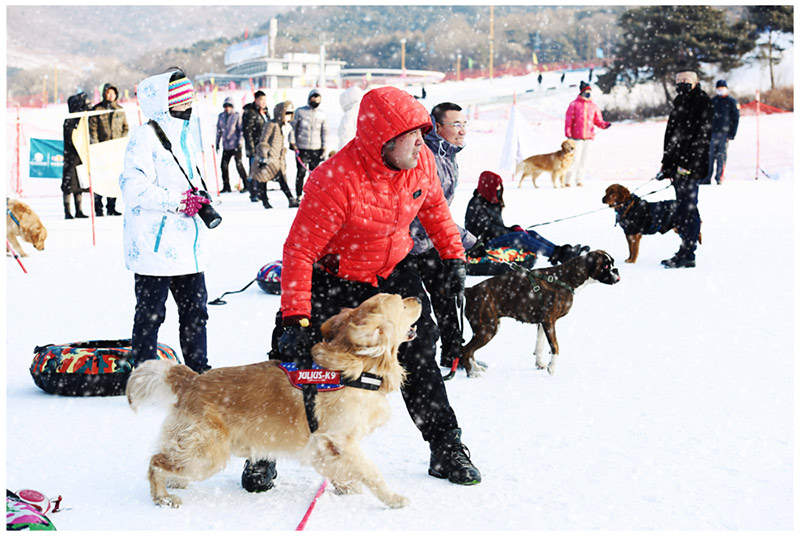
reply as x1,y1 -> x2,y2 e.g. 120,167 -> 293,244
461,250 -> 620,377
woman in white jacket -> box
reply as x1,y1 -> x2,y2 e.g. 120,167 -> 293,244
119,69 -> 213,373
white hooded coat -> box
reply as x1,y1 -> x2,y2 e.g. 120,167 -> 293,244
119,71 -> 209,276
337,86 -> 364,150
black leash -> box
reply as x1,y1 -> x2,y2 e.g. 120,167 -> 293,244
208,278 -> 257,305
527,177 -> 668,229
442,295 -> 464,381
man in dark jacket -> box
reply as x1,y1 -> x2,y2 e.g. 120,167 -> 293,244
215,97 -> 247,193
89,83 -> 128,216
410,102 -> 477,369
241,87 -> 481,494
702,79 -> 740,185
242,90 -> 269,200
658,70 -> 712,268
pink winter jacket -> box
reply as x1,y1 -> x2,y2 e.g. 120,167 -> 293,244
564,96 -> 610,140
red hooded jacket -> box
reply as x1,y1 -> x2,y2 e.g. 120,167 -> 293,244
280,86 -> 465,320
564,95 -> 610,141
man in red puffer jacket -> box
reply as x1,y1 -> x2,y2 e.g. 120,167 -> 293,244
241,86 -> 482,493
564,81 -> 611,187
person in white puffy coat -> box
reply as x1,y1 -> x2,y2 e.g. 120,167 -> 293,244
119,69 -> 212,373
337,85 -> 364,150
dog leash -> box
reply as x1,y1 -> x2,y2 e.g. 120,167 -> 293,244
527,177 -> 669,229
6,239 -> 28,274
442,295 -> 465,381
295,479 -> 328,531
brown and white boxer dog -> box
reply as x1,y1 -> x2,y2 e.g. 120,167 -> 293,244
461,250 -> 620,376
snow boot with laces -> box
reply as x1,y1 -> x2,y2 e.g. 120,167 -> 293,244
428,428 -> 481,485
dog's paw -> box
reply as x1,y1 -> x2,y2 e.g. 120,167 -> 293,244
333,481 -> 363,495
154,494 -> 182,508
547,363 -> 556,375
625,258 -> 635,263
385,493 -> 410,509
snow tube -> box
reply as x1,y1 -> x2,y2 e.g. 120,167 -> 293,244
30,339 -> 180,397
6,490 -> 56,531
466,245 -> 537,275
257,260 -> 282,295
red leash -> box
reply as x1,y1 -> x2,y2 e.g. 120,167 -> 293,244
295,479 -> 328,531
6,239 -> 28,274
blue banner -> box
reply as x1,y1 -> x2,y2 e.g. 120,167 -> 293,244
29,138 -> 64,179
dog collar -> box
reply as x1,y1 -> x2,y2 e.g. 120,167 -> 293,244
277,362 -> 382,392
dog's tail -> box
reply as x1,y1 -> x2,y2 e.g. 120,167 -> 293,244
513,160 -> 525,181
126,359 -> 196,412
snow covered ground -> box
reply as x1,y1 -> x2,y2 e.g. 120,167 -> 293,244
4,69 -> 795,531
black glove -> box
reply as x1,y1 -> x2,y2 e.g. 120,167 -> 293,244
289,143 -> 297,152
258,159 -> 267,169
466,241 -> 488,259
278,323 -> 313,366
655,170 -> 668,181
441,259 -> 466,299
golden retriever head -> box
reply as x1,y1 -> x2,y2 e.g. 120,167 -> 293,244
602,183 -> 632,208
561,139 -> 576,154
25,222 -> 47,251
314,294 -> 422,393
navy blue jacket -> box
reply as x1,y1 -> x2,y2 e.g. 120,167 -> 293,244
710,94 -> 739,139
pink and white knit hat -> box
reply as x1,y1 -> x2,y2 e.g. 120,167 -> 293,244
167,76 -> 194,108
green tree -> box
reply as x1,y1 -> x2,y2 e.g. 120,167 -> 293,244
746,5 -> 794,89
597,5 -> 756,104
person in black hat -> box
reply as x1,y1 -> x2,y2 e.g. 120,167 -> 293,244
656,70 -> 712,269
703,79 -> 740,184
289,89 -> 328,199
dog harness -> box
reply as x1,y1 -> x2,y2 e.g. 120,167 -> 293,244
277,362 -> 383,433
513,264 -> 575,296
7,208 -> 21,227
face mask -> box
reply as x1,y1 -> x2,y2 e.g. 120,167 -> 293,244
716,88 -> 728,96
676,83 -> 692,95
309,99 -> 320,109
581,92 -> 591,99
169,107 -> 192,121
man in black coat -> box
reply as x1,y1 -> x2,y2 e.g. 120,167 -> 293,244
702,79 -> 740,185
242,90 -> 269,200
658,70 -> 712,268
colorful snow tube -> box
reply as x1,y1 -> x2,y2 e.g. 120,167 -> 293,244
257,260 -> 282,295
30,339 -> 180,397
6,490 -> 55,531
466,245 -> 536,275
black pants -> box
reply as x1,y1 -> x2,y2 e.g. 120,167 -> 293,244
94,194 -> 117,214
672,177 -> 701,260
253,171 -> 295,204
704,134 -> 728,184
220,147 -> 247,188
414,248 -> 463,363
271,254 -> 459,444
295,149 -> 324,198
132,272 -> 209,372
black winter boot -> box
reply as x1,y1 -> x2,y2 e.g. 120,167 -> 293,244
429,428 -> 481,485
242,459 -> 278,492
106,197 -> 121,216
63,194 -> 73,219
74,194 -> 88,218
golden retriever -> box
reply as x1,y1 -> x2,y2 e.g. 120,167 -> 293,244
6,198 -> 47,257
127,293 -> 422,509
515,139 -> 576,188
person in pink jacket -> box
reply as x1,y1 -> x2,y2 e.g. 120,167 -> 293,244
564,81 -> 611,187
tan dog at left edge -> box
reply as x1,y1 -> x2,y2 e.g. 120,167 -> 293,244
7,198 -> 47,257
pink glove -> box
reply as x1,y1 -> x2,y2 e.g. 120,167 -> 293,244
511,225 -> 525,233
178,189 -> 210,217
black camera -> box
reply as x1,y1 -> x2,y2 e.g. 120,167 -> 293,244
196,191 -> 222,229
